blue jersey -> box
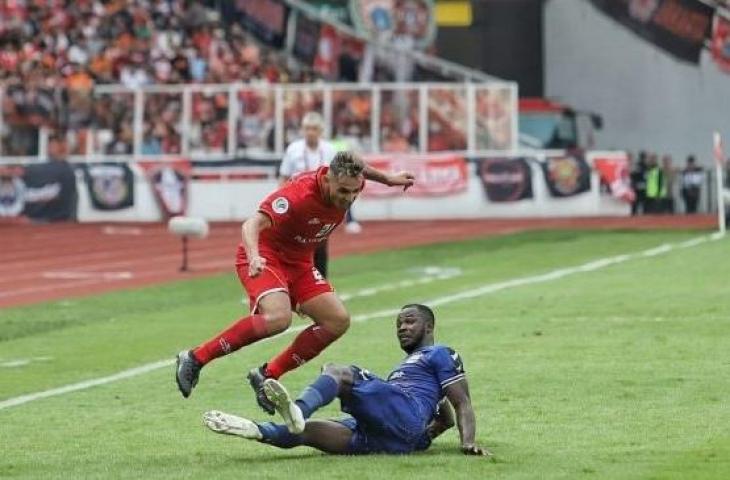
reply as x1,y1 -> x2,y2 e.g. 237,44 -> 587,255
386,344 -> 466,422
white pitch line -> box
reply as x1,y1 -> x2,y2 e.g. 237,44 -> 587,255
0,234 -> 721,411
42,271 -> 134,281
338,268 -> 462,301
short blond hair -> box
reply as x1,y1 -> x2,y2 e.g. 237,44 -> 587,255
301,111 -> 324,130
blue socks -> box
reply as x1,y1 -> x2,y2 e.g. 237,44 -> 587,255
257,422 -> 303,448
294,374 -> 339,419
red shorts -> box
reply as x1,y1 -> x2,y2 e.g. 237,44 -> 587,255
235,248 -> 333,313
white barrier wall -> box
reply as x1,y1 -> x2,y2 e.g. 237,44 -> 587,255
544,0 -> 730,167
75,162 -> 629,222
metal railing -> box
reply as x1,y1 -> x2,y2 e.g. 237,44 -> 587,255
0,81 -> 518,164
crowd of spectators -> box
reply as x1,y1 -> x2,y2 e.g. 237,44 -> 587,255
0,0 -> 316,156
0,1 -> 513,158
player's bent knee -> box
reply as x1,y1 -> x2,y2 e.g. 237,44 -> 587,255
265,310 -> 293,334
327,312 -> 350,337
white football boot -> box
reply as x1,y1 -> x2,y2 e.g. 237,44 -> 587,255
203,410 -> 262,440
263,379 -> 306,434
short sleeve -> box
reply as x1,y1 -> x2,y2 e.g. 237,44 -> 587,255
258,186 -> 295,226
431,346 -> 466,390
279,143 -> 298,177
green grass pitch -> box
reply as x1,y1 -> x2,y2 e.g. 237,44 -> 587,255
1,230 -> 729,479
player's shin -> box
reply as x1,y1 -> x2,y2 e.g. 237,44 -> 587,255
294,374 -> 339,419
257,422 -> 304,449
193,314 -> 269,365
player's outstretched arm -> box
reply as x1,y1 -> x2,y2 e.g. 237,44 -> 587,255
445,378 -> 493,457
426,398 -> 455,440
241,212 -> 272,277
362,164 -> 415,191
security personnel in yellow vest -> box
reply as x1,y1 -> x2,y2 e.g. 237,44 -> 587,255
645,154 -> 666,214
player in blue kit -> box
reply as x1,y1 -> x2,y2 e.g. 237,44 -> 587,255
203,304 -> 490,456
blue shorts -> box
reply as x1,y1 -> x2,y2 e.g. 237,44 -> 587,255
336,366 -> 431,455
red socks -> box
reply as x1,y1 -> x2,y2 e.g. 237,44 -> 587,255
193,314 -> 269,365
264,325 -> 339,379
192,316 -> 340,377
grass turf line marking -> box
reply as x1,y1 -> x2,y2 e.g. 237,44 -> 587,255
42,271 -> 134,280
339,267 -> 463,301
0,234 -> 720,411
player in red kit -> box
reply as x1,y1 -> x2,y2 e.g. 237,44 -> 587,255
176,151 -> 414,414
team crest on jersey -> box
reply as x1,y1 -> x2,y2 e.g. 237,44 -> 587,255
272,197 -> 289,214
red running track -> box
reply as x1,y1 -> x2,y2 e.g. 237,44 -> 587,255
0,215 -> 716,308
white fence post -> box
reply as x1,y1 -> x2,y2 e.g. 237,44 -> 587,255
39,127 -> 49,160
323,85 -> 333,140
182,86 -> 192,156
372,85 -> 380,153
466,83 -> 476,156
228,85 -> 237,156
275,86 -> 284,155
133,89 -> 144,157
419,84 -> 428,153
510,83 -> 519,153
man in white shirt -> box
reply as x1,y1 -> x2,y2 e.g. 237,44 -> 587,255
278,112 -> 362,278
279,112 -> 338,181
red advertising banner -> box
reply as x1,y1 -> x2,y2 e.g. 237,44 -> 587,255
589,151 -> 636,203
712,14 -> 730,73
137,159 -> 192,218
362,154 -> 468,197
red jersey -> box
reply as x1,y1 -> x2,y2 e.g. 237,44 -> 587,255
255,166 -> 348,265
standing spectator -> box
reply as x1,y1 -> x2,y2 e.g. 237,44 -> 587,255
660,155 -> 675,214
630,151 -> 648,215
645,154 -> 665,214
44,133 -> 78,222
680,155 -> 703,214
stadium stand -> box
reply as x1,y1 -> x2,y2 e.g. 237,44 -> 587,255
0,0 -> 318,157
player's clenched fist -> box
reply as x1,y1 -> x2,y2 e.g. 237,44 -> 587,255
248,256 -> 267,277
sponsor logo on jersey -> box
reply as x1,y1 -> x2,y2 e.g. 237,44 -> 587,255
308,217 -> 321,225
388,371 -> 405,381
404,353 -> 424,364
272,197 -> 289,214
294,235 -> 326,244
